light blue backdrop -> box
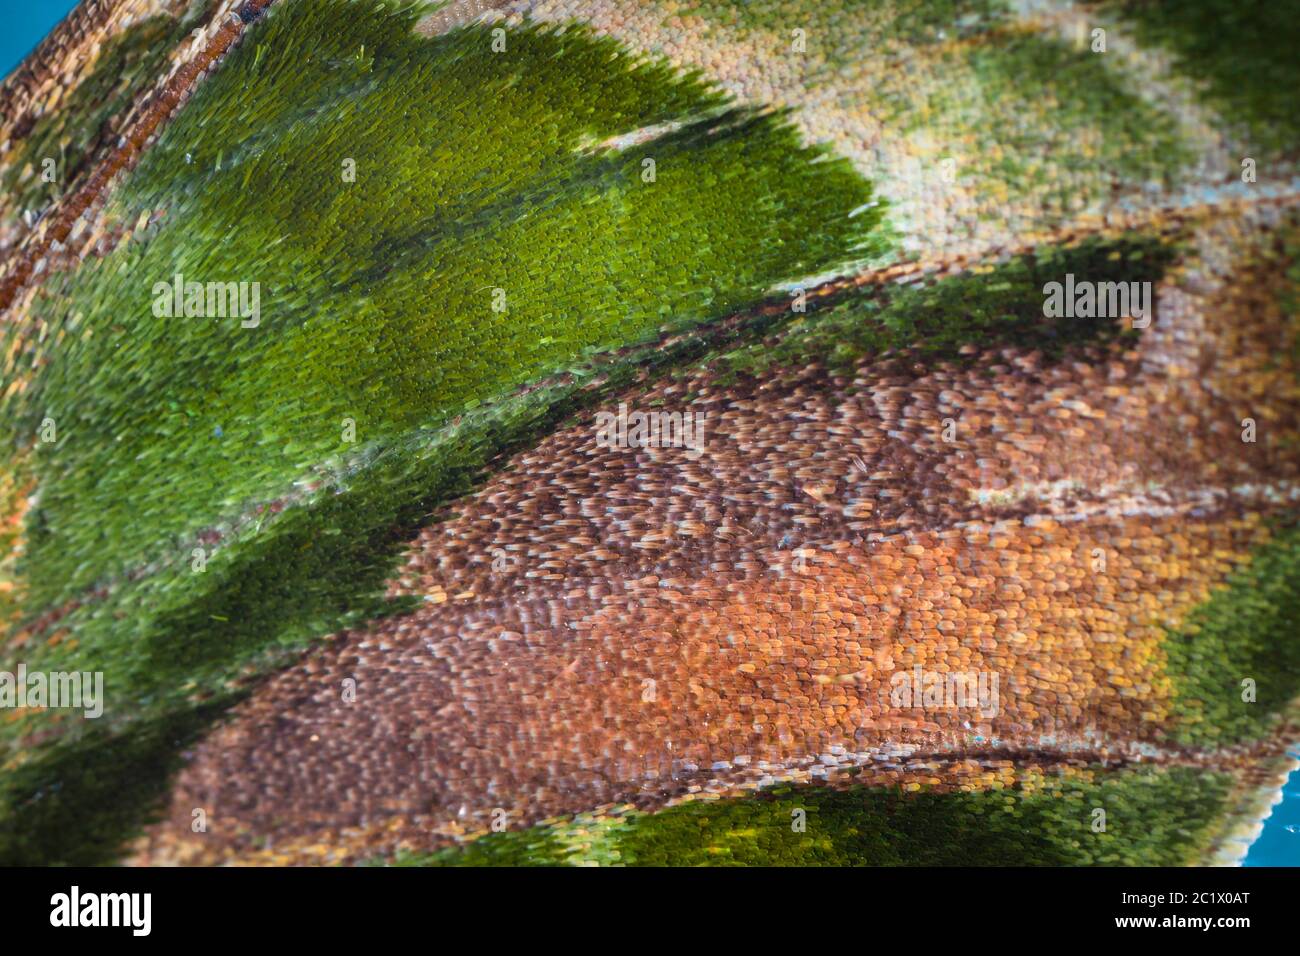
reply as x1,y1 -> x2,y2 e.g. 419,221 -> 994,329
0,0 -> 82,82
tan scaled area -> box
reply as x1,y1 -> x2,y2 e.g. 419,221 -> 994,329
128,495 -> 1273,864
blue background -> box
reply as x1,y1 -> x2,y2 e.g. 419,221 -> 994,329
0,0 -> 82,83
1244,764 -> 1300,866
